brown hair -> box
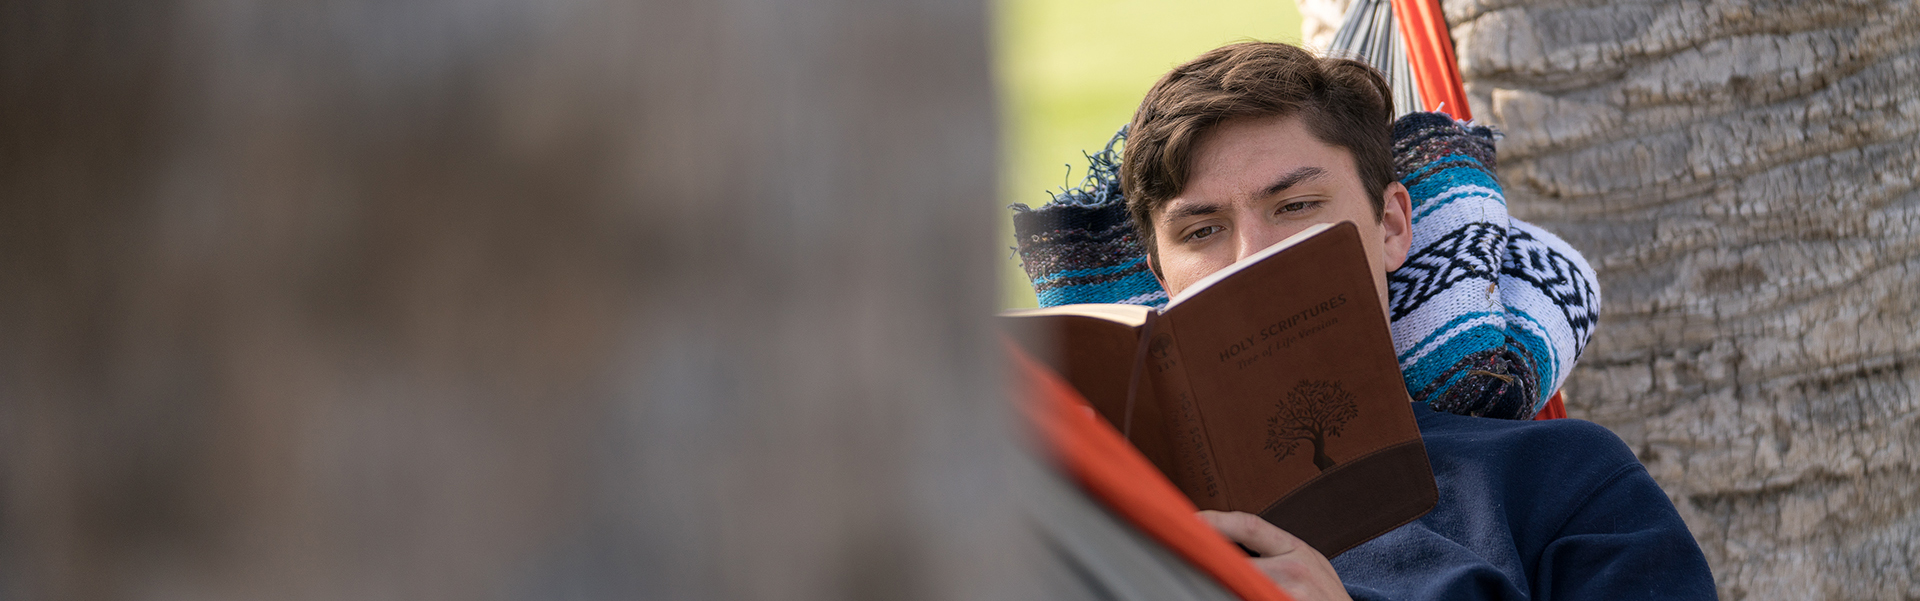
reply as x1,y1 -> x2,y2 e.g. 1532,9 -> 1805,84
1120,42 -> 1394,257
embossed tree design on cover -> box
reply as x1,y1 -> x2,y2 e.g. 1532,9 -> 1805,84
1265,380 -> 1359,471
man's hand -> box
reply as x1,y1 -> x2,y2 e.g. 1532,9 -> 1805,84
1197,510 -> 1353,601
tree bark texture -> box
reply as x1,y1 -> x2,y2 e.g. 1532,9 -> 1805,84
0,1 -> 1025,600
1298,0 -> 1359,51
1450,0 -> 1920,598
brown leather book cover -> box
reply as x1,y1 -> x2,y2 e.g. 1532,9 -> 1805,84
1004,221 -> 1437,558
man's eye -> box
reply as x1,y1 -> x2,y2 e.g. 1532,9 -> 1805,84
1184,225 -> 1222,242
1277,200 -> 1318,214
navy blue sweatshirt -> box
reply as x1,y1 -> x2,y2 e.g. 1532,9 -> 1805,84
1330,405 -> 1717,600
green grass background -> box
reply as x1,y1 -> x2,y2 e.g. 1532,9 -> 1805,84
993,0 -> 1302,308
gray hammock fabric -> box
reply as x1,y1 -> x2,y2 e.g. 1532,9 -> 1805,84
1327,0 -> 1423,119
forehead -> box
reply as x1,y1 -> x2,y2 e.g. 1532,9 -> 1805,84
1182,114 -> 1359,198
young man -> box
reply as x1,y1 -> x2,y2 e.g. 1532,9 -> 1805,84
1120,42 -> 1717,601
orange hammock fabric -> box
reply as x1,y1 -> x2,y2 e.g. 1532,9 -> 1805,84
1392,0 -> 1471,121
1013,342 -> 1296,601
1534,391 -> 1567,420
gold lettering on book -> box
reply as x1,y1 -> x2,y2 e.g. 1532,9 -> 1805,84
1217,293 -> 1347,363
1232,316 -> 1342,370
1218,293 -> 1349,368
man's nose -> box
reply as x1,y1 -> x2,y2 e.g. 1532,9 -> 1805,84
1235,222 -> 1290,262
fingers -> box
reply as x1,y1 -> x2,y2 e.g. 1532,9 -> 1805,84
1197,510 -> 1301,557
1198,511 -> 1354,601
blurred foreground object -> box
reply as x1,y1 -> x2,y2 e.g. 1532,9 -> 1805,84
0,0 -> 1032,599
1452,0 -> 1920,598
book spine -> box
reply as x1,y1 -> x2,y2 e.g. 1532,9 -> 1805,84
1145,323 -> 1228,510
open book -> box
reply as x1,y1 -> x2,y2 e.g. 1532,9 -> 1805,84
1004,221 -> 1437,558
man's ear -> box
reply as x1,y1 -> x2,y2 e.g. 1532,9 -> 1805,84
1381,181 -> 1414,272
1146,248 -> 1170,292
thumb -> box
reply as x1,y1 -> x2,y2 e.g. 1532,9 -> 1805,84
1197,510 -> 1303,557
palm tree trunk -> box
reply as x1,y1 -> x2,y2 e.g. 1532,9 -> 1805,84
1449,0 -> 1920,598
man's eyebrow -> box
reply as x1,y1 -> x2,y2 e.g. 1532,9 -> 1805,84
1162,202 -> 1224,222
1261,166 -> 1329,197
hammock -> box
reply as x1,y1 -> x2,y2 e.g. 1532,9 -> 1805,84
1010,0 -> 1597,421
1329,0 -> 1472,122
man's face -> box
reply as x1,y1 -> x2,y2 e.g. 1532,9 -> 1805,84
1148,113 -> 1413,311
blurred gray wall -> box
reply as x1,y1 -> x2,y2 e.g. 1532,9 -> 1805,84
1451,0 -> 1920,598
0,1 -> 1029,599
